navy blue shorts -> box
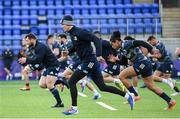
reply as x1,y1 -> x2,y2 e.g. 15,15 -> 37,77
133,60 -> 153,78
42,66 -> 59,77
103,63 -> 120,76
157,62 -> 173,74
69,60 -> 82,72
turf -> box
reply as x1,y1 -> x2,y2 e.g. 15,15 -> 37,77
0,80 -> 180,118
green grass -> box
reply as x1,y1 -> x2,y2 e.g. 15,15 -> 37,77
0,80 -> 180,118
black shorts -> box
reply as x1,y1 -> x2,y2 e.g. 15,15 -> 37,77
103,63 -> 120,76
157,62 -> 173,74
42,66 -> 59,77
68,60 -> 82,72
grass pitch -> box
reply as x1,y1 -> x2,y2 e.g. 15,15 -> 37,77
0,80 -> 180,118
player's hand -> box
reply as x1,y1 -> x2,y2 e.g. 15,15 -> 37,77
97,56 -> 105,63
18,57 -> 27,64
108,55 -> 118,63
61,50 -> 69,57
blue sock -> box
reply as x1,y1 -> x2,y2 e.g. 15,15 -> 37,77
50,87 -> 62,104
128,86 -> 138,96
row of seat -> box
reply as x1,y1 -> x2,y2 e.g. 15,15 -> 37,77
0,0 -> 132,6
0,4 -> 159,16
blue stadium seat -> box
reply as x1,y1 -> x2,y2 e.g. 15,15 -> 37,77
143,13 -> 152,23
12,0 -> 20,6
82,18 -> 90,25
12,15 -> 21,25
21,0 -> 29,6
4,38 -> 12,45
136,23 -> 144,34
31,26 -> 38,34
55,0 -> 63,5
64,5 -> 72,15
39,35 -> 48,41
4,0 -> 12,7
38,1 -> 46,6
13,6 -> 21,16
89,5 -> 98,15
133,4 -> 141,13
0,26 -> 3,35
142,3 -> 151,13
13,25 -> 21,35
64,0 -> 71,5
107,0 -> 114,5
108,16 -> 117,24
4,26 -> 12,35
115,4 -> 123,14
21,15 -> 29,25
134,13 -> 143,23
3,15 -> 12,25
119,23 -> 126,34
145,23 -> 153,34
109,24 -> 119,33
124,4 -> 133,14
29,5 -> 38,16
0,17 -> 2,25
97,0 -> 106,5
101,24 -> 109,34
30,15 -> 38,25
117,14 -> 126,24
98,5 -> 106,15
115,0 -> 123,5
107,5 -> 115,15
13,40 -> 21,46
127,23 -> 135,34
91,18 -> 98,24
4,7 -> 12,15
81,6 -> 89,15
39,25 -> 48,35
47,0 -> 55,5
100,18 -> 107,24
21,6 -> 29,16
0,6 -> 3,15
72,0 -> 79,5
56,6 -> 64,15
151,4 -> 159,13
154,23 -> 162,34
47,6 -> 56,16
38,6 -> 46,16
29,0 -> 37,6
89,0 -> 97,5
126,13 -> 134,24
81,0 -> 88,5
123,0 -> 132,4
152,13 -> 160,23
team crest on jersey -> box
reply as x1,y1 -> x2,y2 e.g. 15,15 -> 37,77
74,36 -> 78,41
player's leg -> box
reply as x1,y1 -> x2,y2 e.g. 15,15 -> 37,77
132,76 -> 139,93
20,65 -> 31,91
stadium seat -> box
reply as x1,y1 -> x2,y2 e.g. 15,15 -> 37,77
21,0 -> 29,6
47,6 -> 56,16
108,16 -> 117,24
119,23 -> 126,34
4,0 -> 12,7
135,23 -> 144,34
109,24 -> 119,33
55,0 -> 63,6
115,4 -> 123,14
64,5 -> 72,15
142,3 -> 151,13
56,6 -> 64,15
89,5 -> 98,15
4,26 -> 12,35
134,13 -> 143,23
81,0 -> 88,5
0,17 -> 2,25
4,7 -> 12,16
82,19 -> 90,25
154,23 -> 162,34
81,6 -> 89,15
12,6 -> 21,16
143,13 -> 152,23
89,0 -> 97,5
133,4 -> 141,13
98,5 -> 106,15
12,15 -> 21,25
101,24 -> 109,34
47,0 -> 55,5
4,38 -> 12,46
107,0 -> 114,5
21,15 -> 29,25
72,0 -> 80,5
30,15 -> 38,25
29,0 -> 37,6
3,15 -> 12,25
13,40 -> 21,46
0,27 -> 3,35
123,0 -> 132,4
107,5 -> 115,15
29,6 -> 38,16
127,23 -> 135,34
39,25 -> 48,35
152,13 -> 160,23
38,0 -> 46,6
124,4 -> 133,14
100,18 -> 107,25
97,0 -> 106,5
145,23 -> 153,34
30,26 -> 38,34
151,4 -> 159,13
64,0 -> 71,5
13,25 -> 21,35
21,6 -> 29,16
0,6 -> 3,15
12,0 -> 20,6
91,18 -> 98,24
39,35 -> 48,41
38,6 -> 46,16
126,13 -> 134,24
114,0 -> 123,5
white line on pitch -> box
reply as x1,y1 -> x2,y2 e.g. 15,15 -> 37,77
78,92 -> 87,97
96,101 -> 117,111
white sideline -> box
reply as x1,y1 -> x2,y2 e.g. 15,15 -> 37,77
96,101 -> 117,111
78,92 -> 87,97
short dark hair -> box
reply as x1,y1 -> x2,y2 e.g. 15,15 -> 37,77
47,34 -> 53,40
110,31 -> 121,42
93,31 -> 101,35
25,33 -> 37,40
124,36 -> 135,41
59,33 -> 67,39
147,36 -> 156,41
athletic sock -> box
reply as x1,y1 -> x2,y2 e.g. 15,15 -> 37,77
50,87 -> 62,104
160,92 -> 171,103
128,86 -> 138,96
174,86 -> 180,92
25,83 -> 29,87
